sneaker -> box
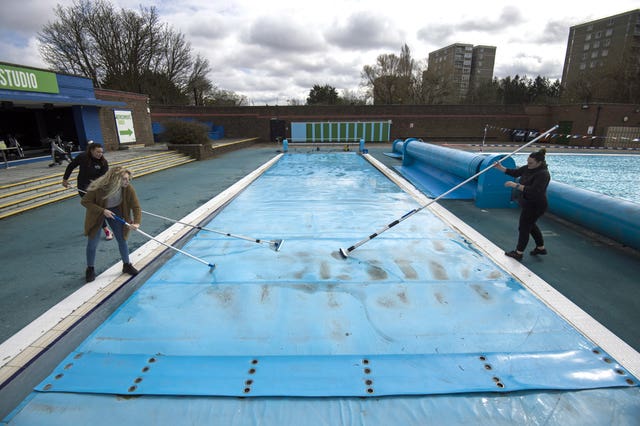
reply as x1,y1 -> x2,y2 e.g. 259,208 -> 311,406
530,247 -> 548,255
505,250 -> 523,261
85,267 -> 96,283
104,228 -> 114,240
122,263 -> 139,276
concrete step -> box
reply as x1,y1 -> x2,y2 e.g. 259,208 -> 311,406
0,151 -> 194,219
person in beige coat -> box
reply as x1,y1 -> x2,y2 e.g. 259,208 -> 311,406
81,166 -> 141,282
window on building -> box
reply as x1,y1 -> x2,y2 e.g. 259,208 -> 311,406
607,19 -> 614,26
595,31 -> 602,39
582,52 -> 587,60
605,28 -> 613,36
585,33 -> 592,41
593,40 -> 600,48
583,43 -> 590,50
602,49 -> 608,57
587,25 -> 593,31
579,62 -> 586,70
590,61 -> 597,68
591,51 -> 598,58
603,39 -> 611,47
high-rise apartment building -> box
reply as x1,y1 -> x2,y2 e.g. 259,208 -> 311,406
561,9 -> 640,102
470,45 -> 496,91
427,43 -> 496,103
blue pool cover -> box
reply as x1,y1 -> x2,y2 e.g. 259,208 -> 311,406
7,153 -> 639,424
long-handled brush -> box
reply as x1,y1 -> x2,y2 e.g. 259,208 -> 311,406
75,187 -> 284,253
338,124 -> 559,259
142,210 -> 284,252
113,215 -> 216,271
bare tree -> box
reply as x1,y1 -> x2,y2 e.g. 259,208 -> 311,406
361,44 -> 422,104
186,55 -> 213,106
340,89 -> 368,105
38,1 -> 101,83
38,0 -> 203,104
421,69 -> 455,104
204,87 -> 248,106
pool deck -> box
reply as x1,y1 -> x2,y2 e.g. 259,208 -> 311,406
1,141 -> 639,421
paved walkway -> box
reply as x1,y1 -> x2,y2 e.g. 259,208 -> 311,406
1,144 -> 175,187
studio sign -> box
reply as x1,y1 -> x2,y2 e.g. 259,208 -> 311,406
0,64 -> 60,94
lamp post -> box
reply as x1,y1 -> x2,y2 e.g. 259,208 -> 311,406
481,124 -> 488,152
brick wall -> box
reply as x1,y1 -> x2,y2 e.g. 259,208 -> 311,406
94,89 -> 153,151
150,103 -> 640,145
150,104 -> 533,143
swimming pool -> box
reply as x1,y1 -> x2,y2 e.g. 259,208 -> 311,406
513,153 -> 640,204
5,152 -> 639,424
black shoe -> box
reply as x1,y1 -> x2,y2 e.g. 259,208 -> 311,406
122,263 -> 138,276
530,247 -> 548,255
85,267 -> 95,283
505,250 -> 523,261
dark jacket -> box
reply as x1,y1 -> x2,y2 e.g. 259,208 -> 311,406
81,185 -> 141,239
63,152 -> 109,190
505,163 -> 550,209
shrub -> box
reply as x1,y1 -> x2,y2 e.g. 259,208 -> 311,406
160,120 -> 210,145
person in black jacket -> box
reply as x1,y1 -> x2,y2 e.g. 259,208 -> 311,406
494,148 -> 550,261
62,141 -> 113,240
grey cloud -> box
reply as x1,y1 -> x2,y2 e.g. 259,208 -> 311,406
534,21 -> 570,44
244,16 -> 323,52
495,56 -> 563,80
417,6 -> 523,44
460,6 -> 524,31
324,12 -> 404,50
417,25 -> 456,44
0,0 -> 55,36
185,15 -> 233,42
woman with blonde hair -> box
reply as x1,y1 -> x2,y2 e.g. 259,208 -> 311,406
81,166 -> 141,282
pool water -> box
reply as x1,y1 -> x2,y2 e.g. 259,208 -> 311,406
513,154 -> 640,204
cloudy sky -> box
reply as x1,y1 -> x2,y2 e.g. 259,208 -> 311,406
1,1 -> 638,105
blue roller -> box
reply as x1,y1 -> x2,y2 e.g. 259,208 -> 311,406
391,138 -> 405,154
403,139 -> 485,179
383,139 -> 406,159
395,139 -> 515,208
548,181 -> 640,251
393,137 -> 640,250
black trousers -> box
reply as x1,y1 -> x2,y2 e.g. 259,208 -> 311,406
517,204 -> 547,252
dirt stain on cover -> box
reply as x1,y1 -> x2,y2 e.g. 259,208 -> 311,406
429,261 -> 449,280
394,259 -> 418,279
